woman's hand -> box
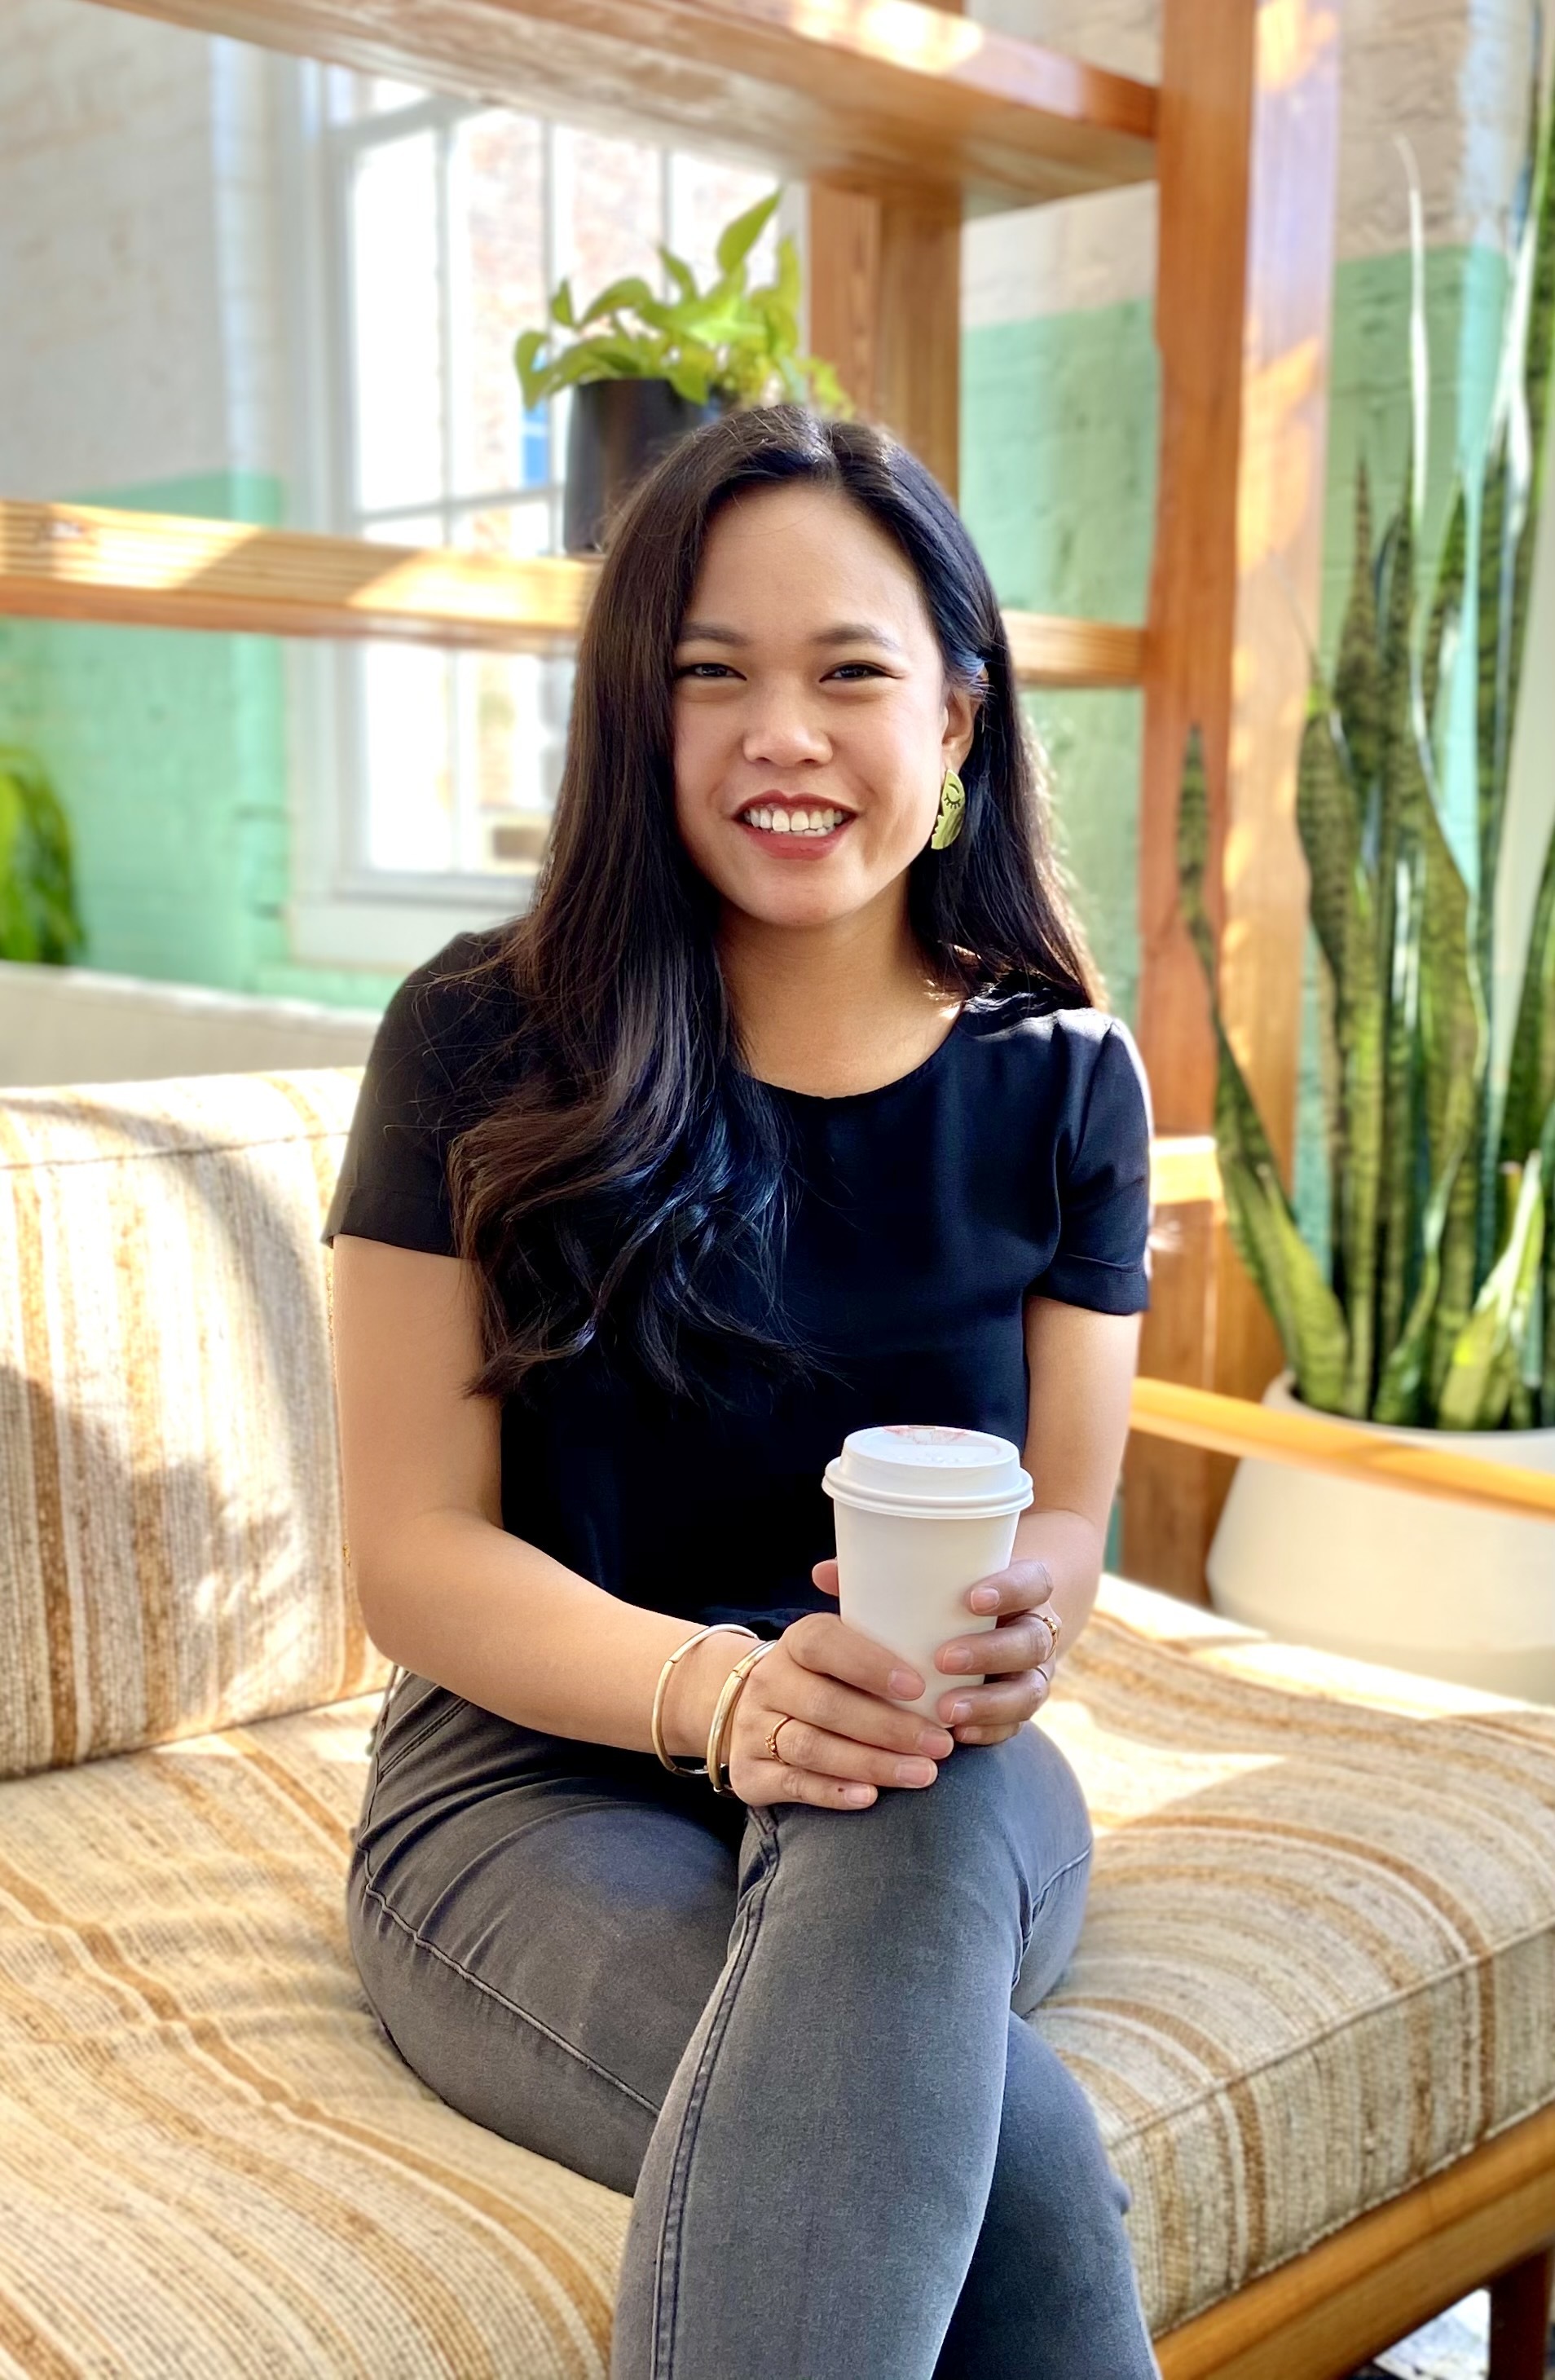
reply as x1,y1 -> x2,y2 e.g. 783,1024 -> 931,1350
812,1556 -> 1059,1747
725,1613 -> 957,1810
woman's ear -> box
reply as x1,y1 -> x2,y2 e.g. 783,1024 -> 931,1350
942,681 -> 980,774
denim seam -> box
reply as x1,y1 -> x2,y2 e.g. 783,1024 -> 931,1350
1017,1842 -> 1094,1976
372,1693 -> 465,1780
355,1868 -> 660,2116
652,1824 -> 782,2375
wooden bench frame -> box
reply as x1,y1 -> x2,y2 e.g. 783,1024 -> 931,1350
1156,2103 -> 1555,2380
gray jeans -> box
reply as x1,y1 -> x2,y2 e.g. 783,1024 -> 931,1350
347,1669 -> 1160,2380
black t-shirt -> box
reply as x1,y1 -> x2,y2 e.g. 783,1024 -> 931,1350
322,927 -> 1153,1638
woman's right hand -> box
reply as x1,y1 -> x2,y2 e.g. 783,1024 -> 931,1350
725,1615 -> 956,1809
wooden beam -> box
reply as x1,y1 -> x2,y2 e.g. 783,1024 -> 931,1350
1132,0 -> 1342,1593
0,503 -> 597,653
808,181 -> 962,496
1155,2099 -> 1555,2380
1002,611 -> 1146,690
0,503 -> 1146,690
93,0 -> 1156,212
1129,1377 -> 1555,1527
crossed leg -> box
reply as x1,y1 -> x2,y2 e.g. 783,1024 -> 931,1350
347,1690 -> 1156,2380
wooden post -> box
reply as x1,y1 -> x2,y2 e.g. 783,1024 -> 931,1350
1488,2244 -> 1555,2380
806,183 -> 961,496
1125,0 -> 1341,1601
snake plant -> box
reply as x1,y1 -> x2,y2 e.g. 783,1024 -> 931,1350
1178,73 -> 1555,1430
0,745 -> 85,967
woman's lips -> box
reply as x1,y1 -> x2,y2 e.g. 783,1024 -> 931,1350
735,812 -> 853,855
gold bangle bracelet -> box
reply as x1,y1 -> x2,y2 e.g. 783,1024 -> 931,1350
707,1642 -> 776,1797
651,1624 -> 760,1778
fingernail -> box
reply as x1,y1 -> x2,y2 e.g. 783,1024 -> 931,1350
889,1668 -> 922,1698
949,1699 -> 973,1724
942,1648 -> 970,1671
969,1587 -> 999,1611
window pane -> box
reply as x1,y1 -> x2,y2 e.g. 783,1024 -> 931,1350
327,68 -> 429,124
451,498 -> 551,557
667,156 -> 779,289
361,643 -> 456,872
449,111 -> 548,500
563,127 -> 664,307
350,130 -> 443,513
455,650 -> 571,871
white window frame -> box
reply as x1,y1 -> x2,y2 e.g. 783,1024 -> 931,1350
275,60 -> 800,972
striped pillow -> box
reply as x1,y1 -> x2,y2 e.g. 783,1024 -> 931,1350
0,1069 -> 389,1778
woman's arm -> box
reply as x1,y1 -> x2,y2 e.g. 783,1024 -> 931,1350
1011,1291 -> 1142,1650
330,1233 -> 752,1757
904,1294 -> 1142,1744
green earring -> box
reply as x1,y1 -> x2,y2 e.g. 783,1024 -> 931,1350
930,765 -> 967,851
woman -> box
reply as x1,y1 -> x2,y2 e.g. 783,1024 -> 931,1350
324,404 -> 1160,2380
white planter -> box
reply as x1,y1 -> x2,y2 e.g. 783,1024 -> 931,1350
1206,1371 -> 1555,1703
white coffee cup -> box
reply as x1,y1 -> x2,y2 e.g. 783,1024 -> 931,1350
822,1426 -> 1034,1722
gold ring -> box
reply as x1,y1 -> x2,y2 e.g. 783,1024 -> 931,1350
1040,1604 -> 1061,1655
765,1716 -> 795,1763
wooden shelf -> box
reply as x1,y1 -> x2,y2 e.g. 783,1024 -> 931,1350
90,0 -> 1156,212
0,500 -> 1147,689
1130,1377 -> 1555,1527
0,503 -> 595,655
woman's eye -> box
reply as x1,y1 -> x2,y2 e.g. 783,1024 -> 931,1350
673,661 -> 738,681
826,663 -> 888,682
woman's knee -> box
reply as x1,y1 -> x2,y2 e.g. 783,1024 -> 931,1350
762,1722 -> 1091,1924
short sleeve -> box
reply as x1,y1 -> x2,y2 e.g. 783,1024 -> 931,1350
1030,1017 -> 1153,1313
321,938 -> 496,1256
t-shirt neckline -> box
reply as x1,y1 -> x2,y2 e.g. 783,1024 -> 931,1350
745,998 -> 975,1108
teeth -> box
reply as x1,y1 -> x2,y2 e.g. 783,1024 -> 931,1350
742,805 -> 846,836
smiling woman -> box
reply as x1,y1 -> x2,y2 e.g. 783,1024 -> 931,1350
324,405 -> 1158,2380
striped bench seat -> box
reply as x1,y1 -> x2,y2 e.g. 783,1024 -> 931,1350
2,1069 -> 1553,2376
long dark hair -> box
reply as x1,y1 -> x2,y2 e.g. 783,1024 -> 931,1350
440,405 -> 1100,1408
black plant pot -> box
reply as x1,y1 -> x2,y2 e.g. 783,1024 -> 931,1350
562,379 -> 725,555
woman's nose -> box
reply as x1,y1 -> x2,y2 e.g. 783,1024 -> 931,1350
740,691 -> 830,768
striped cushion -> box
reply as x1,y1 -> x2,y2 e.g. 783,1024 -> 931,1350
0,1585 -> 1551,2369
0,1069 -> 387,1777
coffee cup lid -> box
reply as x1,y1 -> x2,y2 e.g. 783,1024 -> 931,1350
822,1424 -> 1033,1518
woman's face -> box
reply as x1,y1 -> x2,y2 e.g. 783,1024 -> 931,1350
671,483 -> 976,933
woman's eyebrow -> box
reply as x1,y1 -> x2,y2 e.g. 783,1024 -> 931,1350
675,619 -> 906,653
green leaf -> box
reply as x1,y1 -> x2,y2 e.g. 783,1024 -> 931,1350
575,275 -> 660,329
659,246 -> 699,302
1436,1148 -> 1546,1428
549,278 -> 575,329
1333,462 -> 1382,796
1174,725 -> 1217,982
0,747 -> 86,966
1177,721 -> 1350,1405
1421,478 -> 1468,759
715,188 -> 780,277
1295,702 -> 1384,1413
1500,802 -> 1555,1179
512,328 -> 551,410
1540,1094 -> 1555,1425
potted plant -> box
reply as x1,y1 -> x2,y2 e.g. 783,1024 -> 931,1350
0,745 -> 85,966
513,187 -> 848,553
1178,90 -> 1555,1697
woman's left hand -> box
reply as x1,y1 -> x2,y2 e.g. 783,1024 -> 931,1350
809,1556 -> 1060,1745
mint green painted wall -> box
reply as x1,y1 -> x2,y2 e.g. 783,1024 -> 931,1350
0,471 -> 404,1012
962,298 -> 1156,1025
